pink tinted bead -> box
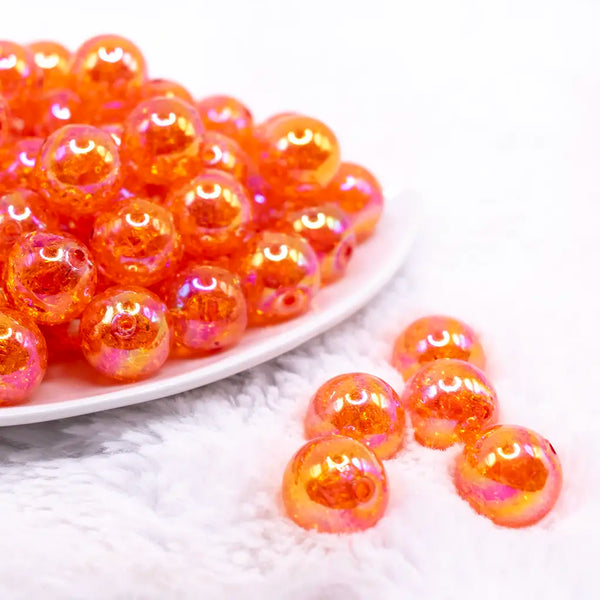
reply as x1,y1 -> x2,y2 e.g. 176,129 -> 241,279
34,88 -> 83,137
0,137 -> 44,192
196,95 -> 253,149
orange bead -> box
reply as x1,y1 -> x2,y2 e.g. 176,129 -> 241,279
101,122 -> 124,147
0,189 -> 59,263
33,88 -> 83,137
140,78 -> 194,104
454,425 -> 562,527
196,95 -> 253,149
80,286 -> 170,382
0,308 -> 47,405
0,97 -> 9,146
90,198 -> 182,287
166,169 -> 252,260
321,162 -> 384,242
282,435 -> 389,532
0,41 -> 39,103
121,96 -> 204,186
35,124 -> 122,217
5,231 -> 96,325
256,114 -> 340,195
162,265 -> 247,355
41,318 -> 82,361
0,137 -> 44,192
402,359 -> 498,449
28,41 -> 71,90
238,230 -> 320,325
200,131 -> 252,183
305,373 -> 405,460
392,315 -> 486,381
286,204 -> 356,284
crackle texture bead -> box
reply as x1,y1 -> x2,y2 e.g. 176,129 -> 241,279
0,189 -> 59,263
238,230 -> 320,325
0,308 -> 47,405
28,41 -> 71,90
5,231 -> 96,325
166,169 -> 252,260
80,286 -> 170,382
0,41 -> 39,103
121,96 -> 204,186
282,434 -> 389,532
321,162 -> 384,242
91,198 -> 181,287
200,131 -> 252,183
141,78 -> 194,104
162,265 -> 247,355
402,359 -> 498,449
34,89 -> 83,137
305,373 -> 405,460
256,114 -> 340,195
0,137 -> 44,192
392,315 -> 486,380
286,204 -> 356,284
35,124 -> 122,217
196,95 -> 253,150
41,318 -> 81,361
454,425 -> 562,527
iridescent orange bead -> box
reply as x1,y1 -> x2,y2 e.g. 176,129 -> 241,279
0,41 -> 39,103
35,124 -> 122,217
90,198 -> 182,287
0,137 -> 43,192
402,359 -> 498,449
321,162 -> 384,242
80,286 -> 170,382
238,230 -> 320,325
454,425 -> 562,527
282,435 -> 389,532
166,169 -> 252,260
101,123 -> 124,147
0,282 -> 10,306
305,373 -> 405,460
162,265 -> 247,355
392,315 -> 486,380
0,97 -> 9,146
34,89 -> 83,137
286,204 -> 356,284
28,41 -> 71,90
140,78 -> 194,104
256,114 -> 341,195
41,318 -> 82,361
0,188 -> 59,263
5,231 -> 96,325
0,308 -> 47,405
196,95 -> 253,149
200,131 -> 252,183
121,96 -> 204,186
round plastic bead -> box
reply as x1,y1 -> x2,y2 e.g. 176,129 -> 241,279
402,359 -> 498,449
90,198 -> 182,287
196,95 -> 253,149
0,137 -> 44,192
286,204 -> 356,284
28,41 -> 71,90
392,315 -> 486,381
0,308 -> 47,405
200,131 -> 252,183
238,230 -> 320,325
0,97 -> 9,146
0,41 -> 39,103
41,318 -> 81,361
121,96 -> 205,186
166,169 -> 252,259
101,122 -> 124,147
5,231 -> 97,325
34,88 -> 83,137
35,124 -> 122,217
282,435 -> 389,532
162,265 -> 247,355
80,286 -> 170,382
305,373 -> 405,460
454,425 -> 562,527
141,78 -> 194,104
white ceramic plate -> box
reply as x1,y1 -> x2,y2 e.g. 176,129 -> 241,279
0,192 -> 419,426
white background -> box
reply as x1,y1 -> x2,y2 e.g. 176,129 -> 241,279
2,1 -> 599,598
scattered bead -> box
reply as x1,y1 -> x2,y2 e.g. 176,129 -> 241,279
0,41 -> 39,103
200,131 -> 252,183
34,88 -> 83,137
0,137 -> 44,192
28,41 -> 71,90
196,95 -> 253,149
0,97 -> 9,146
141,78 -> 194,104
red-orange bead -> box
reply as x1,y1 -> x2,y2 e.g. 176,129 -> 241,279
41,318 -> 82,361
28,41 -> 71,90
282,435 -> 389,532
200,131 -> 252,183
392,315 -> 486,381
0,41 -> 39,103
121,96 -> 204,186
0,97 -> 9,146
305,373 -> 405,460
166,169 -> 252,260
5,231 -> 96,325
402,359 -> 498,449
90,198 -> 182,287
0,137 -> 43,192
140,78 -> 194,104
196,95 -> 253,149
35,124 -> 122,217
34,88 -> 83,137
101,122 -> 124,147
238,230 -> 320,325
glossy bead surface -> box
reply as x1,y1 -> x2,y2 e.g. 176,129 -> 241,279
162,265 -> 247,355
80,286 -> 170,382
286,204 -> 356,284
402,359 -> 498,449
0,41 -> 39,102
392,315 -> 486,380
5,231 -> 96,325
35,124 -> 122,217
238,231 -> 320,325
196,95 -> 253,149
282,435 -> 388,532
41,318 -> 81,361
0,97 -> 8,146
200,131 -> 251,183
28,41 -> 71,90
0,137 -> 44,192
121,97 -> 204,186
454,425 -> 562,527
305,373 -> 405,460
0,308 -> 47,405
34,89 -> 83,137
167,170 -> 252,259
141,78 -> 194,104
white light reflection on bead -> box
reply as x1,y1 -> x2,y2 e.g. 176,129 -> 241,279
301,212 -> 326,230
208,107 -> 232,123
98,47 -> 124,63
497,443 -> 521,460
35,52 -> 59,69
39,247 -> 64,262
19,151 -> 36,168
8,204 -> 31,221
192,276 -> 217,291
0,327 -> 13,340
427,330 -> 450,347
125,212 -> 150,228
151,112 -> 177,127
69,139 -> 95,155
51,104 -> 71,121
437,376 -> 462,393
205,145 -> 222,165
196,184 -> 222,200
340,175 -> 357,191
344,390 -> 369,406
116,301 -> 140,316
0,55 -> 17,70
264,245 -> 288,262
288,129 -> 313,146
326,454 -> 350,472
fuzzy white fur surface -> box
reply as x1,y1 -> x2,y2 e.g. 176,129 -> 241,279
1,1 -> 598,598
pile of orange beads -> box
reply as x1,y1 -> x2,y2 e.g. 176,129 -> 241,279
0,35 -> 384,401
282,315 -> 562,532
